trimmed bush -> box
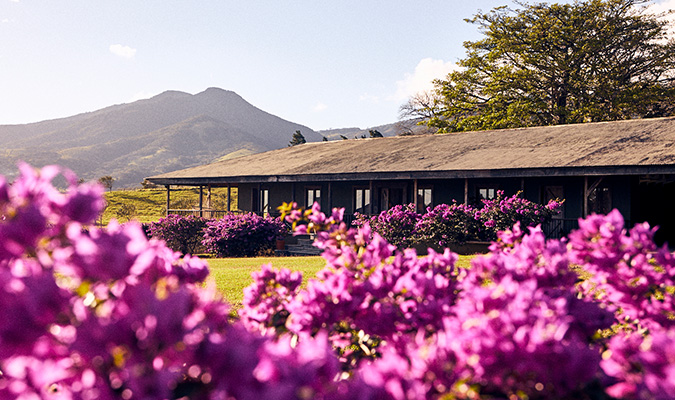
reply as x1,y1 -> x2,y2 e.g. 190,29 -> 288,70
147,214 -> 208,255
353,204 -> 420,248
359,191 -> 563,247
202,212 -> 287,257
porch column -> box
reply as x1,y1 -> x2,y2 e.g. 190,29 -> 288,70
464,178 -> 469,205
198,186 -> 203,217
292,183 -> 296,203
227,184 -> 231,212
413,179 -> 418,210
207,185 -> 212,209
328,182 -> 333,210
583,177 -> 588,217
165,185 -> 171,216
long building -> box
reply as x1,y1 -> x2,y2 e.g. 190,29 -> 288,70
146,117 -> 675,245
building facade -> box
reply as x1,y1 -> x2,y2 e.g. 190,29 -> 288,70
146,117 -> 675,245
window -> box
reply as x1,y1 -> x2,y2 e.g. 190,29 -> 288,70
252,188 -> 269,215
478,187 -> 497,200
354,188 -> 371,214
416,188 -> 432,212
261,189 -> 269,216
306,188 -> 321,208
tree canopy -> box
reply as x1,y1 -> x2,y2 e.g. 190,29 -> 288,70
403,0 -> 675,133
288,130 -> 306,146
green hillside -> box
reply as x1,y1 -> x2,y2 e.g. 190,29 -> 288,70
101,187 -> 239,225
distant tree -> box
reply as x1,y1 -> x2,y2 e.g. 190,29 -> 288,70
408,0 -> 675,132
288,130 -> 306,146
369,129 -> 384,138
339,135 -> 348,140
322,136 -> 328,142
98,176 -> 115,192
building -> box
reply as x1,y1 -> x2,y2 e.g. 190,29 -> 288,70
145,117 -> 675,245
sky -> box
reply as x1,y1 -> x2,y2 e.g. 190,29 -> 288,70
1,1 -> 674,131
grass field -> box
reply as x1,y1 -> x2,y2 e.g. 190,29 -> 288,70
207,254 -> 476,308
100,187 -> 239,225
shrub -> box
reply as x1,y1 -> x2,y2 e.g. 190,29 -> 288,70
356,192 -> 562,248
413,201 -> 481,246
147,214 -> 208,255
2,164 -> 674,400
202,212 -> 287,257
260,202 -> 675,400
0,164 -> 369,399
474,190 -> 563,241
353,203 -> 421,248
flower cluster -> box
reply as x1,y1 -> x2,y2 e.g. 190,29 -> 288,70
475,190 -> 563,240
569,209 -> 675,331
357,191 -> 562,248
0,165 -> 375,399
414,202 -> 481,246
353,203 -> 421,248
247,201 -> 675,399
147,214 -> 208,255
2,164 -> 674,400
202,212 -> 287,257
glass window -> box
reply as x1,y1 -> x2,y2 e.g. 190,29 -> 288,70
306,188 -> 321,208
261,189 -> 269,216
355,188 -> 371,213
478,187 -> 497,200
417,188 -> 432,212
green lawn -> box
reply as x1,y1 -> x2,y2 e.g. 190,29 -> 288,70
206,254 -> 476,307
101,187 -> 239,225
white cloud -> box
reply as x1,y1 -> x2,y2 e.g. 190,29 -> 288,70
312,102 -> 328,112
392,58 -> 460,101
9,0 -> 20,3
109,44 -> 137,59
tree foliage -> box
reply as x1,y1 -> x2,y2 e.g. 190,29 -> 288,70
97,175 -> 115,191
288,130 -> 306,146
405,0 -> 675,132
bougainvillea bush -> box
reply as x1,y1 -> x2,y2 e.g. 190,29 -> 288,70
353,203 -> 421,248
357,191 -> 562,248
1,164 -> 674,400
147,214 -> 208,255
247,201 -> 675,400
201,212 -> 287,257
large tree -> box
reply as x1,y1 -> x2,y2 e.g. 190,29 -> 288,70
404,0 -> 675,133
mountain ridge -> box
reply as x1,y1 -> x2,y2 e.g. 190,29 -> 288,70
0,88 -> 322,187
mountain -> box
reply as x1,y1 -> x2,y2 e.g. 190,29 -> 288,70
0,88 -> 323,187
319,119 -> 434,140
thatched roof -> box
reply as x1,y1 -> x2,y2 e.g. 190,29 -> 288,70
146,117 -> 675,185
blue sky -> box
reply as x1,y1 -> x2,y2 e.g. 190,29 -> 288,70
1,0 -> 672,131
